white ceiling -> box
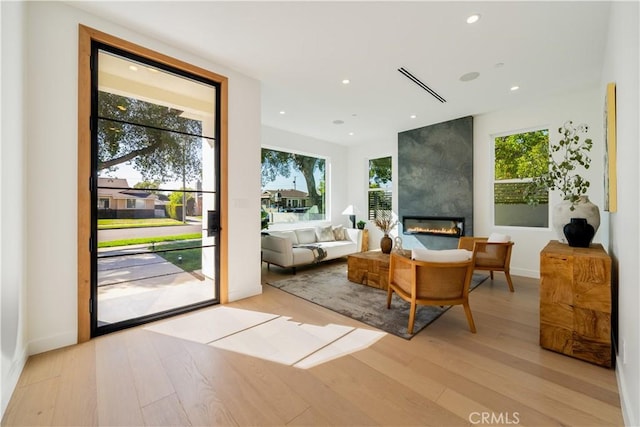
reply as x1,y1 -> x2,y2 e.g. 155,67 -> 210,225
69,1 -> 611,146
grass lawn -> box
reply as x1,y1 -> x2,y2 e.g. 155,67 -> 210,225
152,240 -> 202,272
98,218 -> 188,229
97,233 -> 202,248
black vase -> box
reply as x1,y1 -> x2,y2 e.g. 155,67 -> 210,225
563,218 -> 595,248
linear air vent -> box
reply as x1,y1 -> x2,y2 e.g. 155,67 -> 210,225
398,67 -> 446,103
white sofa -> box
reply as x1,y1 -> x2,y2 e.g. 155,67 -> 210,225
261,225 -> 364,273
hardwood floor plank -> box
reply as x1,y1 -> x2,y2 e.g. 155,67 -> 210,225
51,341 -> 98,426
95,333 -> 145,426
124,329 -> 176,407
141,393 -> 191,427
310,355 -> 465,426
1,377 -> 58,426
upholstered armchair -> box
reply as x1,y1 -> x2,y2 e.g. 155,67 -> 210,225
457,233 -> 515,292
387,251 -> 477,334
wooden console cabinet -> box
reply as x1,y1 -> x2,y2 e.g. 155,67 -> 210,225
539,241 -> 612,367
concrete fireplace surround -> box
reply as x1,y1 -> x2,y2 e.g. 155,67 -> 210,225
398,116 -> 474,250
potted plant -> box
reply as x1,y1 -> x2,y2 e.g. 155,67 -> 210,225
373,210 -> 398,254
356,220 -> 366,230
526,120 -> 599,243
261,208 -> 269,234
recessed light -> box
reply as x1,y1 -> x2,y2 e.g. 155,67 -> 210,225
495,62 -> 505,68
342,79 -> 350,85
128,65 -> 138,71
459,72 -> 480,82
466,14 -> 480,24
279,111 -> 286,115
333,119 -> 344,125
349,132 -> 354,136
410,114 -> 417,119
510,85 -> 520,91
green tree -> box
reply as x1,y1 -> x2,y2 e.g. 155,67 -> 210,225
369,156 -> 392,188
494,130 -> 549,180
261,148 -> 325,211
98,92 -> 203,184
133,180 -> 161,193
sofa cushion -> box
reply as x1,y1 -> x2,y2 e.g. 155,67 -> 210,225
412,248 -> 472,263
315,225 -> 335,242
332,225 -> 346,241
270,230 -> 299,245
296,228 -> 318,244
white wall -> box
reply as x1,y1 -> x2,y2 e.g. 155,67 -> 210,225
23,1 -> 262,354
474,87 -> 607,278
601,2 -> 640,425
261,125 -> 351,230
1,1 -> 29,416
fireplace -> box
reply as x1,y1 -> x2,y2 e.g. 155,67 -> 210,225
402,216 -> 464,238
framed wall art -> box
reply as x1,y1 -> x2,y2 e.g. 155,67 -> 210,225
604,82 -> 617,212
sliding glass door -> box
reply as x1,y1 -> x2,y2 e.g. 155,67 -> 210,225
91,43 -> 221,335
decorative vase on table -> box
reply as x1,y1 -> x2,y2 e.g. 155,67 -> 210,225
380,234 -> 393,254
563,218 -> 595,248
552,196 -> 600,244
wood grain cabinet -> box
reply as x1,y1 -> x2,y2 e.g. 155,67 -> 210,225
539,241 -> 612,367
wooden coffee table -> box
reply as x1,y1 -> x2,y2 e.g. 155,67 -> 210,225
347,251 -> 391,290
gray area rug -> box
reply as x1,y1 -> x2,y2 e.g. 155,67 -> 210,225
267,261 -> 488,339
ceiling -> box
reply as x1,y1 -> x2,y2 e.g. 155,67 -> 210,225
69,1 -> 611,146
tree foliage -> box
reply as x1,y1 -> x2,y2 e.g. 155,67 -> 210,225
369,156 -> 392,188
494,130 -> 549,180
261,148 -> 325,211
98,92 -> 203,184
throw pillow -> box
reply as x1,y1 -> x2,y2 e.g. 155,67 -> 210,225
296,228 -> 318,244
332,225 -> 346,241
412,248 -> 472,263
488,232 -> 511,243
315,225 -> 335,242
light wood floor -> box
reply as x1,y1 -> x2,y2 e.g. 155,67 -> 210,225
2,261 -> 623,426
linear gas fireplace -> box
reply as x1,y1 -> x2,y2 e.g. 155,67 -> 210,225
402,216 -> 464,238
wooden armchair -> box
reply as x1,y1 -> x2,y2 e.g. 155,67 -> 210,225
458,235 -> 515,292
387,252 -> 477,334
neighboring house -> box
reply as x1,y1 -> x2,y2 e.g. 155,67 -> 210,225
97,177 -> 158,219
262,189 -> 310,212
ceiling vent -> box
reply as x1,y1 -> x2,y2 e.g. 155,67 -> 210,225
398,67 -> 446,103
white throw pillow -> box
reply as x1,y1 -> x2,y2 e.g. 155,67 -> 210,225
296,228 -> 318,244
488,232 -> 511,243
315,225 -> 336,242
412,248 -> 472,263
332,225 -> 346,241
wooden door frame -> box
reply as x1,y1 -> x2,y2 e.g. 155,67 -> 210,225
77,25 -> 228,343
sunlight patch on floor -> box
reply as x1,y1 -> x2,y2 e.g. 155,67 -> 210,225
144,306 -> 386,369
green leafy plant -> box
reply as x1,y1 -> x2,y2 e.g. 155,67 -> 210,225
527,121 -> 592,209
357,220 -> 366,229
261,208 -> 269,231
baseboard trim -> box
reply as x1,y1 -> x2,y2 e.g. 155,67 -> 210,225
28,330 -> 77,356
228,284 -> 263,302
616,358 -> 636,427
1,346 -> 28,418
510,267 -> 539,279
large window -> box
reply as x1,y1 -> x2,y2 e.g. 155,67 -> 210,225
494,129 -> 549,227
368,156 -> 392,219
261,148 -> 326,224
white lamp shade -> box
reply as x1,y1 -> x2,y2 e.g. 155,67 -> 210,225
342,205 -> 360,215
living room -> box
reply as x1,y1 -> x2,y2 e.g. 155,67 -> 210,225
1,1 -> 638,425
